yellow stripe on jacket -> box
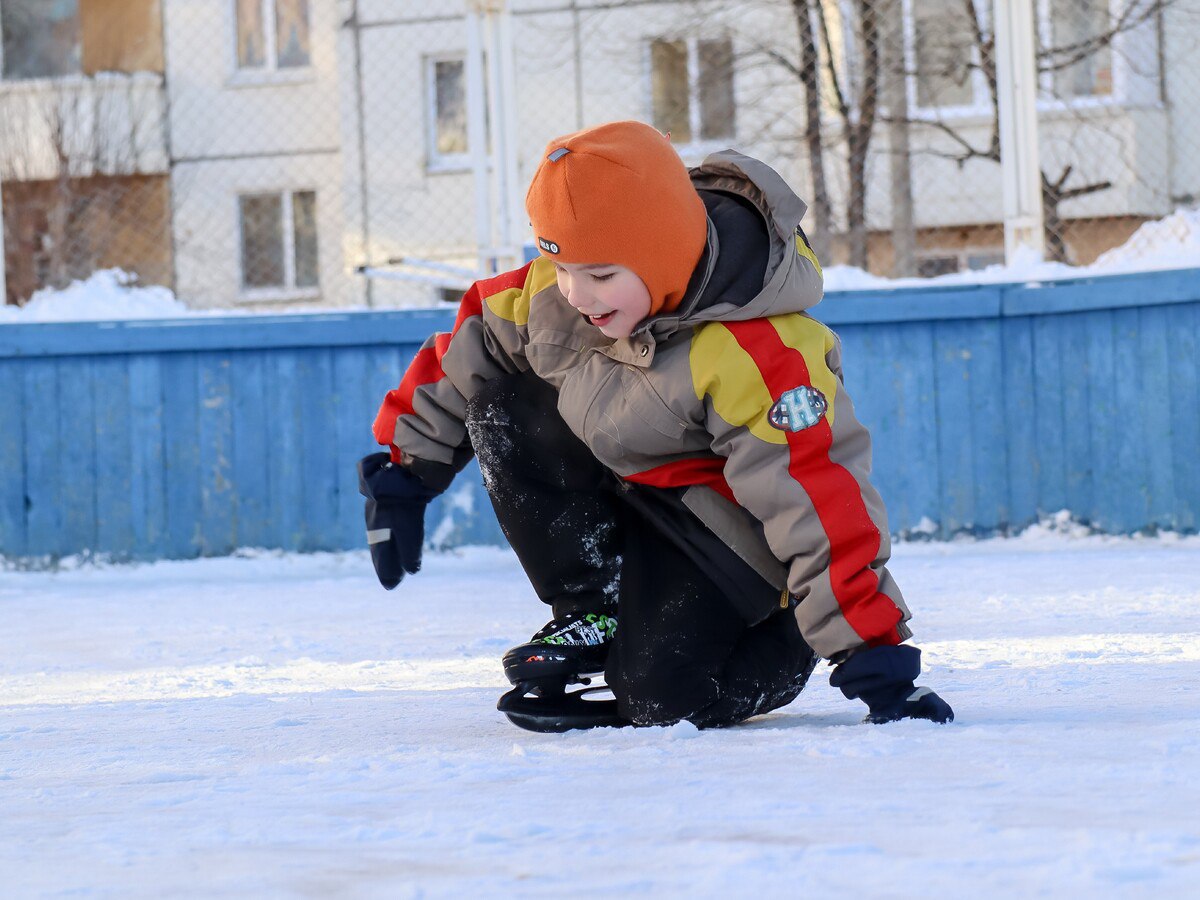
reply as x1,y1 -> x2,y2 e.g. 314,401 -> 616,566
690,314 -> 839,443
485,256 -> 558,325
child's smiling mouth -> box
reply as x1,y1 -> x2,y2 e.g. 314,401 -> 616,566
584,311 -> 616,327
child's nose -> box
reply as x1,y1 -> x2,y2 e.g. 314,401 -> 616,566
564,279 -> 588,308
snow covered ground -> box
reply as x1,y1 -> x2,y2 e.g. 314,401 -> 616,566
2,530 -> 1199,898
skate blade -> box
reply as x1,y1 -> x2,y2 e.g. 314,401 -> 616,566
497,684 -> 626,733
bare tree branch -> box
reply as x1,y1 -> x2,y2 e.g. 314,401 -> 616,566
815,1 -> 849,121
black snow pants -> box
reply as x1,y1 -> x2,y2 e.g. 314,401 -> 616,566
465,370 -> 817,728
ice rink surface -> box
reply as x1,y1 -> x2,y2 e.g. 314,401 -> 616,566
3,527 -> 1199,898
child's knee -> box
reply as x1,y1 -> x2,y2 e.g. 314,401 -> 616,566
610,662 -> 721,727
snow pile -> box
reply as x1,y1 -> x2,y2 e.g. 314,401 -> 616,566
0,269 -> 191,323
824,245 -> 1080,291
2,208 -> 1196,323
1092,207 -> 1200,272
823,207 -> 1200,292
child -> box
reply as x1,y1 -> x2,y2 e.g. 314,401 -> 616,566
359,120 -> 953,732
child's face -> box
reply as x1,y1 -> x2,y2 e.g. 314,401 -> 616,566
554,261 -> 652,339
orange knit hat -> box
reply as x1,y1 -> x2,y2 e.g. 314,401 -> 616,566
525,121 -> 708,317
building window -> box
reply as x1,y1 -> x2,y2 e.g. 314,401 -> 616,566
235,0 -> 310,71
650,37 -> 735,145
238,190 -> 319,295
1044,0 -> 1113,99
0,0 -> 81,80
916,254 -> 960,278
909,0 -> 980,109
905,0 -> 1154,112
916,248 -> 1005,277
427,55 -> 469,167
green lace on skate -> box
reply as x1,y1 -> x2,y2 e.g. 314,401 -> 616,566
534,613 -> 617,646
588,613 -> 617,639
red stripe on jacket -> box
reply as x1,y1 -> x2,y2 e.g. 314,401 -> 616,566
726,319 -> 903,646
626,456 -> 736,503
372,263 -> 534,455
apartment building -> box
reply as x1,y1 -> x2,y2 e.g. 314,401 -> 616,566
0,0 -> 353,308
2,1 -> 1198,309
0,0 -> 170,306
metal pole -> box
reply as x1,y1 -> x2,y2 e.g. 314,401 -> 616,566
0,173 -> 7,305
994,0 -> 1045,262
346,0 -> 374,307
492,5 -> 524,272
465,6 -> 493,277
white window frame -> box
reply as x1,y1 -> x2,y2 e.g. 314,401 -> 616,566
901,0 -> 1161,118
902,0 -> 993,120
229,0 -> 313,86
1034,0 -> 1159,110
236,188 -> 320,303
916,246 -> 1006,276
645,34 -> 737,156
425,53 -> 471,173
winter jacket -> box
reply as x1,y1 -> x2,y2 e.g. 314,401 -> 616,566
372,150 -> 913,660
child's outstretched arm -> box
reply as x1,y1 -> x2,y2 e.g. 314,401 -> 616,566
360,260 -> 550,589
372,261 -> 550,483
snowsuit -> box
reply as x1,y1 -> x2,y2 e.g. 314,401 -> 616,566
373,150 -> 914,723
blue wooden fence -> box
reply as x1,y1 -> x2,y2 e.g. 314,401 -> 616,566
1,267 -> 1198,562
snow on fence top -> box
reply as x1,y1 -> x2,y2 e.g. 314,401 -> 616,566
2,209 -> 1199,323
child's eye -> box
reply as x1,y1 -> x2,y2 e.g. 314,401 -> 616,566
591,272 -> 615,282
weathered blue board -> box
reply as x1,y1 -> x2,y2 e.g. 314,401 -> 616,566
1,269 -> 1197,562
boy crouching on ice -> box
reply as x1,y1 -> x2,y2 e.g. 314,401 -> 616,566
359,120 -> 952,732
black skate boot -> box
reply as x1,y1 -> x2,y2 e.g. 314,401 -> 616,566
497,612 -> 626,732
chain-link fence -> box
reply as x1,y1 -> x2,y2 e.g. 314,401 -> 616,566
2,0 -> 1198,311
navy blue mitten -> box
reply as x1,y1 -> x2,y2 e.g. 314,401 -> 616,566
357,452 -> 442,590
830,645 -> 954,724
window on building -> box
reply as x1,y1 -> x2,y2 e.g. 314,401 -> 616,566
1,0 -> 82,79
966,250 -> 1005,270
236,0 -> 310,71
916,254 -> 960,278
906,0 -> 1152,111
1046,0 -> 1113,98
427,56 -> 469,165
239,190 -> 319,294
1,0 -> 163,79
910,0 -> 978,109
650,37 -> 735,145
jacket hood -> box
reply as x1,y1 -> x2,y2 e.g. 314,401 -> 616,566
637,150 -> 824,340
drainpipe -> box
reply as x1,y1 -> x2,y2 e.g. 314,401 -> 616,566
489,3 -> 524,273
347,0 -> 374,307
0,170 -> 7,305
465,4 -> 493,276
467,0 -> 522,275
994,0 -> 1045,262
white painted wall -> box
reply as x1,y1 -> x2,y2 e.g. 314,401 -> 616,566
163,0 -> 354,308
0,73 -> 168,181
1165,0 -> 1200,206
171,153 -> 348,309
345,1 -> 808,306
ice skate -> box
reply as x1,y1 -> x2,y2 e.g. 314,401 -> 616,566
497,612 -> 626,732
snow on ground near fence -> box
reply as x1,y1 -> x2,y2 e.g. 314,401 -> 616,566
2,531 -> 1199,897
3,208 -> 1198,321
